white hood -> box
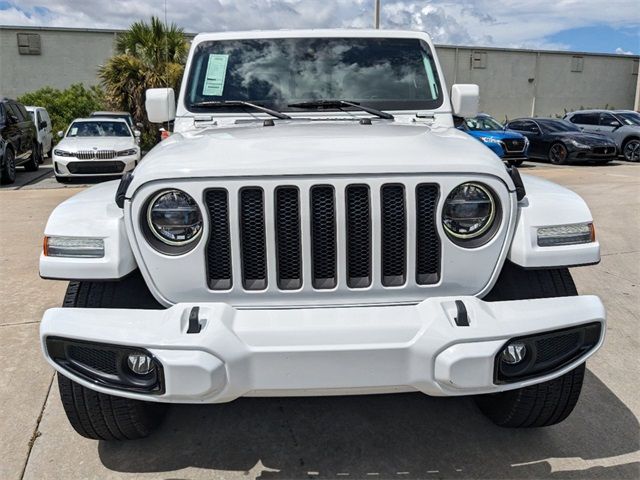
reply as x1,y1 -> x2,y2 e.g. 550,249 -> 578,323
130,121 -> 513,192
56,136 -> 136,152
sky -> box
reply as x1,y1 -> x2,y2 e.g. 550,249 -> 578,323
1,0 -> 639,55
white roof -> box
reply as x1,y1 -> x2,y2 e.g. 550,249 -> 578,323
193,29 -> 433,43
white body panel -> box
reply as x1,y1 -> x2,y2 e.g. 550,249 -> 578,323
39,181 -> 137,280
26,106 -> 53,156
508,174 -> 600,268
40,295 -> 606,403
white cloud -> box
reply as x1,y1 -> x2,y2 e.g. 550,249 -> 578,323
0,0 -> 638,51
615,47 -> 634,55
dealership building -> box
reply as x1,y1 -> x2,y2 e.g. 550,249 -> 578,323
1,25 -> 639,120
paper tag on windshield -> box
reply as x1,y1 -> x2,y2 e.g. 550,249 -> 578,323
70,127 -> 78,136
202,54 -> 229,96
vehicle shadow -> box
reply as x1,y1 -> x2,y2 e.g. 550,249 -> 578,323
98,369 -> 639,479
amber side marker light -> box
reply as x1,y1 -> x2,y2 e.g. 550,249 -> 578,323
43,236 -> 105,258
536,222 -> 595,247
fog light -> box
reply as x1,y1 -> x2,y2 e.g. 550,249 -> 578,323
127,353 -> 154,375
501,342 -> 527,365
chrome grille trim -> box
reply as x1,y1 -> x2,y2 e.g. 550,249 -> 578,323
74,150 -> 117,160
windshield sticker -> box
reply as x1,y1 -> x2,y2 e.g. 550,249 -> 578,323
202,54 -> 229,96
70,127 -> 78,136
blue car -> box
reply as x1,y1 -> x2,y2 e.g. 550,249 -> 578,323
459,114 -> 529,166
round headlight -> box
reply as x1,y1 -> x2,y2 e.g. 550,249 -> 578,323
443,183 -> 497,242
147,190 -> 203,246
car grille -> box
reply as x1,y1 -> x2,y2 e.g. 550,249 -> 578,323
502,139 -> 526,152
74,149 -> 117,160
67,161 -> 125,174
592,146 -> 615,155
204,182 -> 441,292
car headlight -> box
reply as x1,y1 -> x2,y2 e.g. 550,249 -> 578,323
568,139 -> 590,149
479,136 -> 502,144
145,190 -> 203,251
443,182 -> 498,245
117,148 -> 138,157
53,149 -> 73,157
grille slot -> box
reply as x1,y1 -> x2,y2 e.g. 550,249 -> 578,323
381,184 -> 406,286
535,332 -> 581,363
205,189 -> 232,290
275,187 -> 302,289
346,185 -> 371,288
310,186 -> 337,289
239,188 -> 267,290
67,161 -> 124,174
415,184 -> 440,284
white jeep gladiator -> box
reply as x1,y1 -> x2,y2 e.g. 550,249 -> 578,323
39,30 -> 605,441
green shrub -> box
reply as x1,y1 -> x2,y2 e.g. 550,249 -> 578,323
18,84 -> 106,136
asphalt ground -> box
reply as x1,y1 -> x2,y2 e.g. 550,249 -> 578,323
0,159 -> 638,479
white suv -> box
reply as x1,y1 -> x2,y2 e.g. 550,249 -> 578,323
39,30 -> 605,440
26,106 -> 53,161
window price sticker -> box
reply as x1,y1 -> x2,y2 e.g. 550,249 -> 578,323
202,54 -> 229,96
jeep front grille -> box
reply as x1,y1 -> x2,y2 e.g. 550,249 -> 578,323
204,182 -> 440,292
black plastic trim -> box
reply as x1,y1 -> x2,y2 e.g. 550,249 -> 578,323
115,172 -> 134,208
507,165 -> 526,201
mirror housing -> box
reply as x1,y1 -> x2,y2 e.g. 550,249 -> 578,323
57,130 -> 64,138
134,130 -> 141,138
145,88 -> 176,123
39,120 -> 47,130
136,122 -> 144,129
450,84 -> 479,118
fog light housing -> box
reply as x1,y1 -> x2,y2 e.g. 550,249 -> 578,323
44,236 -> 104,258
537,223 -> 594,247
127,353 -> 155,375
501,342 -> 527,365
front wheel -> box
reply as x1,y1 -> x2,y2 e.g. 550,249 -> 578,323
548,142 -> 568,164
476,262 -> 586,427
57,272 -> 166,440
622,138 -> 640,162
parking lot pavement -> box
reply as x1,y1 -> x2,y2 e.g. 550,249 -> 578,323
1,161 -> 638,479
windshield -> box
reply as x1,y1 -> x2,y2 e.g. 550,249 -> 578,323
67,121 -> 132,137
186,37 -> 443,113
538,119 -> 580,133
92,113 -> 133,126
616,112 -> 640,126
465,115 -> 503,131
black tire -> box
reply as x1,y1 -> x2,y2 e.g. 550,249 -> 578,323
476,261 -> 586,428
509,160 -> 524,167
23,142 -> 40,172
622,137 -> 640,162
1,148 -> 16,184
38,144 -> 45,164
548,142 -> 568,165
58,272 -> 166,440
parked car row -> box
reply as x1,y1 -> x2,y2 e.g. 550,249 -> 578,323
1,95 -> 140,184
459,108 -> 639,166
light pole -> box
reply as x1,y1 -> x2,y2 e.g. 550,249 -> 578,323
374,0 -> 380,29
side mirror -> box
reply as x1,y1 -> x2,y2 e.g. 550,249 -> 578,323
134,130 -> 141,138
145,88 -> 176,123
136,122 -> 144,129
39,120 -> 47,130
450,84 -> 479,118
57,130 -> 64,138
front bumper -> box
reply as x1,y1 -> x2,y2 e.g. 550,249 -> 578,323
40,295 -> 605,403
53,154 -> 138,177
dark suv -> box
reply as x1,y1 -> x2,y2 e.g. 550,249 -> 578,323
1,97 -> 40,184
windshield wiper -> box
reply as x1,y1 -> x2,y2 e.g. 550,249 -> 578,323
288,100 -> 394,120
190,100 -> 291,120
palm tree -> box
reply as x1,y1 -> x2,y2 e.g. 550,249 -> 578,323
99,17 -> 188,148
